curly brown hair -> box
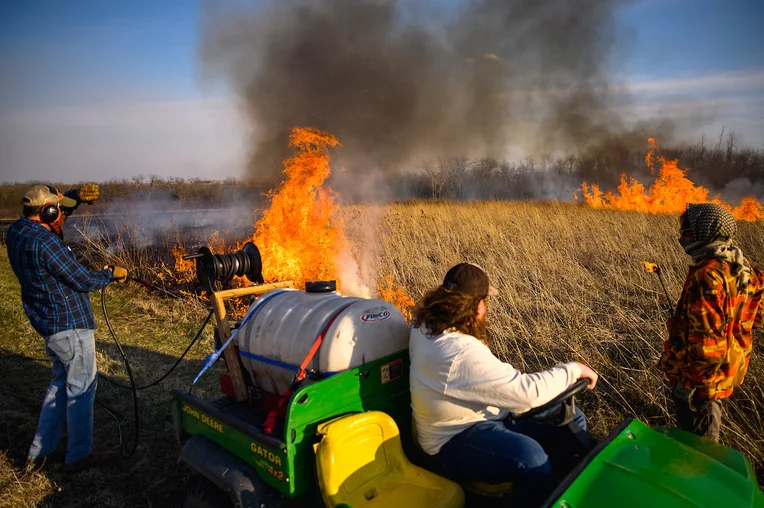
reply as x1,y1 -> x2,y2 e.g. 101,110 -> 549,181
412,286 -> 488,345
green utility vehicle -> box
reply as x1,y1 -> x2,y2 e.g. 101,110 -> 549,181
170,255 -> 763,508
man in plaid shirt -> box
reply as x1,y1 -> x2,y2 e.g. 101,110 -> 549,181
6,184 -> 127,472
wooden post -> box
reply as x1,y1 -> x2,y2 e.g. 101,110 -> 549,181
210,282 -> 294,402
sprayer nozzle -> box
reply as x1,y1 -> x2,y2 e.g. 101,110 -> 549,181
642,261 -> 660,273
192,352 -> 220,385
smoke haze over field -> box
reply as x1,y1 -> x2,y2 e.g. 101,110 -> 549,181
200,0 -> 662,180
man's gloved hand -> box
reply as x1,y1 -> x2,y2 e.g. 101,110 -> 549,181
75,183 -> 100,204
106,266 -> 128,283
62,184 -> 100,216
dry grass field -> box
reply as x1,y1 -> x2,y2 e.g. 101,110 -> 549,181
350,201 -> 764,480
1,200 -> 763,507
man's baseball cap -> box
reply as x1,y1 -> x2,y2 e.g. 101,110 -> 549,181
22,185 -> 76,208
442,263 -> 498,299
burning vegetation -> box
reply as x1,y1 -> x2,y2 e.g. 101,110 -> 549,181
579,138 -> 764,221
251,128 -> 345,289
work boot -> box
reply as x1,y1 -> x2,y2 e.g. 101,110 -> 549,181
63,450 -> 118,473
25,448 -> 67,472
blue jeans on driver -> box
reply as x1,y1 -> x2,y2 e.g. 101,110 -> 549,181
28,329 -> 98,465
435,406 -> 587,506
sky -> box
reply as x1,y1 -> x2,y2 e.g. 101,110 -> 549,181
0,0 -> 762,183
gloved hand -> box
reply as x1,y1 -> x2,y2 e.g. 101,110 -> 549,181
62,184 -> 100,216
75,183 -> 100,204
106,265 -> 128,284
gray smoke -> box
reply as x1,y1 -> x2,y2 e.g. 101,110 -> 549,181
199,0 -> 639,179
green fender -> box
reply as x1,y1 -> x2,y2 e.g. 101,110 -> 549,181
548,419 -> 764,508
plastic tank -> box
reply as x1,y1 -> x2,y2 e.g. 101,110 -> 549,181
236,284 -> 409,395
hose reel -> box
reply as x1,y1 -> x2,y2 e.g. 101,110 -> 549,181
184,242 -> 264,294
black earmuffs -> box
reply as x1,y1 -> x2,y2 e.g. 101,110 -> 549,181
40,203 -> 60,224
40,185 -> 62,223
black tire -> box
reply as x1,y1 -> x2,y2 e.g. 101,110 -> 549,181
183,475 -> 234,508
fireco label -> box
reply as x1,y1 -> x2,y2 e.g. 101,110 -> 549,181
361,309 -> 391,322
182,404 -> 224,434
381,358 -> 403,384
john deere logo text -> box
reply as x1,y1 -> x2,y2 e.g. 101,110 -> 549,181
361,310 -> 391,322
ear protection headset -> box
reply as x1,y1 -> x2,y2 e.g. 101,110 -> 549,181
40,203 -> 60,224
39,185 -> 61,224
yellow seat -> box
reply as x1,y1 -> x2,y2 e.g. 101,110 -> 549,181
314,411 -> 465,508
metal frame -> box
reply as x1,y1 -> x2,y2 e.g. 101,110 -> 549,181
209,282 -> 294,401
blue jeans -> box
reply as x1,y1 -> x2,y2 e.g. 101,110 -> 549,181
435,407 -> 587,506
28,329 -> 97,464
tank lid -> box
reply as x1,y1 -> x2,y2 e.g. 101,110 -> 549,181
305,280 -> 337,293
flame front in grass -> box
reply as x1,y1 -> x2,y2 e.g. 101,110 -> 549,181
378,275 -> 415,323
580,138 -> 764,221
252,127 -> 345,289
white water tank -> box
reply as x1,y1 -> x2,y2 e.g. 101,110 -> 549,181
236,284 -> 410,395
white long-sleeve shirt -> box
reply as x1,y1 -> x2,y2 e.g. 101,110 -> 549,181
409,326 -> 583,455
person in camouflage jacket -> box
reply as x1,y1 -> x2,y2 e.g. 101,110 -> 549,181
659,203 -> 764,442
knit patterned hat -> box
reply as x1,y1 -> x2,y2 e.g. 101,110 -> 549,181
686,203 -> 737,243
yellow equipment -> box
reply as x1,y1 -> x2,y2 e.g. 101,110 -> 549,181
314,411 -> 465,508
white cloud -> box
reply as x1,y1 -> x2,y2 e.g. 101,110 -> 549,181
498,69 -> 764,99
621,70 -> 764,94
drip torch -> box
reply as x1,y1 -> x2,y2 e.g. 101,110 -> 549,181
642,261 -> 673,316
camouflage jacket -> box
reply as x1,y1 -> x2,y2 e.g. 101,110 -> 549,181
659,258 -> 764,400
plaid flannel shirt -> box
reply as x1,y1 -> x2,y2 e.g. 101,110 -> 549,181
6,217 -> 113,337
659,257 -> 764,400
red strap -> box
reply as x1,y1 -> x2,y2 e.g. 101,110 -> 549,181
263,302 -> 354,435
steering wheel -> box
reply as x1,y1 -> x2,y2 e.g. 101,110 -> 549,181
513,378 -> 589,421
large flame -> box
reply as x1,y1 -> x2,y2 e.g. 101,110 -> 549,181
168,128 -> 343,289
252,127 -> 346,289
579,138 -> 764,221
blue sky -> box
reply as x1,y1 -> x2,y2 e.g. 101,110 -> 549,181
0,0 -> 762,182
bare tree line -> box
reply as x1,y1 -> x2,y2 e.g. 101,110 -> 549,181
411,131 -> 764,201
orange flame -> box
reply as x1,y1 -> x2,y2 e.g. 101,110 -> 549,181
579,138 -> 764,221
171,244 -> 195,283
250,127 -> 415,315
641,261 -> 659,273
378,275 -> 415,322
251,127 -> 346,290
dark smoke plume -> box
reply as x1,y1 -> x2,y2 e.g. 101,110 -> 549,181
199,0 -> 641,178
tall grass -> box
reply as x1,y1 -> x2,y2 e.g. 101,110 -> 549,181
62,199 -> 764,479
